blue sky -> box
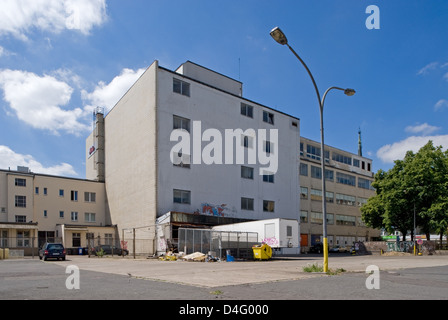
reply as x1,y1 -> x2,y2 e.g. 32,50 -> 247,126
0,0 -> 447,178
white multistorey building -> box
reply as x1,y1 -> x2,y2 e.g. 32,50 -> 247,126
86,60 -> 301,254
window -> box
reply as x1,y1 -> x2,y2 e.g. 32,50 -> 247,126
85,192 -> 96,203
311,166 -> 322,179
336,194 -> 356,206
264,141 -> 273,154
71,190 -> 78,201
173,78 -> 190,97
306,145 -> 321,160
173,152 -> 191,168
300,211 -> 308,223
263,200 -> 275,212
326,191 -> 334,203
263,111 -> 274,124
287,226 -> 293,237
44,210 -> 47,218
15,215 -> 26,223
72,233 -> 81,247
105,234 -> 113,245
17,231 -> 30,247
35,187 -> 39,195
59,189 -> 64,197
15,195 -> 26,208
173,115 -> 190,132
300,187 -> 308,199
242,135 -> 254,149
336,172 -> 356,187
311,212 -> 333,224
43,188 -> 48,195
358,178 -> 373,190
173,189 -> 191,204
353,159 -> 360,167
85,212 -> 96,222
358,197 -> 368,207
310,189 -> 322,201
240,103 -> 253,118
336,214 -> 356,226
325,169 -> 334,181
262,172 -> 274,183
332,152 -> 352,165
59,211 -> 64,218
241,166 -> 254,180
299,163 -> 308,176
241,197 -> 254,211
15,178 -> 26,187
71,212 -> 78,222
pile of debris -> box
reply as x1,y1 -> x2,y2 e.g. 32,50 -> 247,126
159,251 -> 221,262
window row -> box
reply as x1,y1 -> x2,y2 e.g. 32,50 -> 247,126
300,188 -> 368,207
241,103 -> 275,125
300,143 -> 371,172
172,189 -> 275,212
300,163 -> 373,189
43,211 -> 96,222
300,211 -> 360,226
172,79 -> 278,127
34,188 -> 97,202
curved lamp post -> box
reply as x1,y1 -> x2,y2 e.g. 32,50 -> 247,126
270,26 -> 355,272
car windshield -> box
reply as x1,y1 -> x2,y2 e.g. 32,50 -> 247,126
48,244 -> 64,250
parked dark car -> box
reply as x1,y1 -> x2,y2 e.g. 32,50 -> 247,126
309,243 -> 324,254
39,243 -> 66,261
90,244 -> 129,256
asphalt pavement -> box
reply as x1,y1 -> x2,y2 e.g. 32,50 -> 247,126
1,254 -> 447,302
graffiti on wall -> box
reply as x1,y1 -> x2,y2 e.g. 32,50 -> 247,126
195,203 -> 237,217
262,237 -> 279,247
386,241 -> 415,252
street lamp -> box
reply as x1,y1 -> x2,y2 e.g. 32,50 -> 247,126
270,26 -> 356,272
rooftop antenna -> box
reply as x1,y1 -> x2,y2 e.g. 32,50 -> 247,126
358,127 -> 363,157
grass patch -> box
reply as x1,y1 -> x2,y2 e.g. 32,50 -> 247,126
210,290 -> 223,296
302,263 -> 346,275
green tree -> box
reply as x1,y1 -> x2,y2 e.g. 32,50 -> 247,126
361,141 -> 448,241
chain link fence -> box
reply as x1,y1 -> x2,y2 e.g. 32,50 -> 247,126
178,228 -> 259,259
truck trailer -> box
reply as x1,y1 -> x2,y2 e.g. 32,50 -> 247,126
211,218 -> 300,255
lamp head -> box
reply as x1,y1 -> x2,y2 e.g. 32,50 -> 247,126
270,27 -> 288,45
344,88 -> 356,96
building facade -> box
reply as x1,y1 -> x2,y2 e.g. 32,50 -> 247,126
86,60 -> 301,254
0,167 -> 115,254
299,137 -> 381,251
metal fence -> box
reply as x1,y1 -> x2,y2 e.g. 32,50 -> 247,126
178,228 -> 259,259
0,237 -> 40,258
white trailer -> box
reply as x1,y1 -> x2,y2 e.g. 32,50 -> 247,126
212,218 -> 300,255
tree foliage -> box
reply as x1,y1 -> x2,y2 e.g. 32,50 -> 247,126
361,141 -> 448,241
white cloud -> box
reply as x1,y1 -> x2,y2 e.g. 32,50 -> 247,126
435,99 -> 448,111
82,68 -> 146,113
377,135 -> 448,164
417,62 -> 439,75
405,123 -> 440,135
0,69 -> 89,135
0,145 -> 77,176
0,0 -> 107,40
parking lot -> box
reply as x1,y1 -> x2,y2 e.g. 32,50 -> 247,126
1,254 -> 448,301
49,253 -> 448,287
